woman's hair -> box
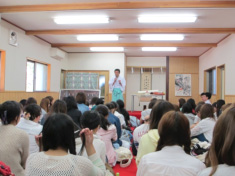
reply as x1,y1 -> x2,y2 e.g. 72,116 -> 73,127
40,98 -> 50,113
187,98 -> 196,110
149,101 -> 175,130
173,104 -> 180,111
157,111 -> 191,154
216,99 -> 225,117
50,100 -> 67,114
96,98 -> 104,105
106,103 -> 115,110
19,99 -> 27,107
76,92 -> 86,104
178,98 -> 186,108
195,103 -> 204,114
63,96 -> 78,112
116,99 -> 130,124
42,113 -> 76,155
0,101 -> 21,125
95,105 -> 110,131
205,104 -> 235,176
45,96 -> 54,107
90,97 -> 99,105
81,111 -> 101,130
221,103 -> 232,112
181,103 -> 193,114
200,104 -> 214,119
26,97 -> 37,105
24,104 -> 41,121
116,99 -> 125,109
148,98 -> 157,109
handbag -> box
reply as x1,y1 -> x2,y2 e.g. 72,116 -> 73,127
115,147 -> 133,168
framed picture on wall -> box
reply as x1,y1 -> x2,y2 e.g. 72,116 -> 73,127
175,74 -> 191,96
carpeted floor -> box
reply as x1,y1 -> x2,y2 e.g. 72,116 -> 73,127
128,111 -> 141,120
113,158 -> 137,176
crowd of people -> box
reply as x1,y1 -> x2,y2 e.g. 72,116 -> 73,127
0,91 -> 234,176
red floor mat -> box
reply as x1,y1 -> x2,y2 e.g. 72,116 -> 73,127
113,158 -> 137,176
128,111 -> 141,120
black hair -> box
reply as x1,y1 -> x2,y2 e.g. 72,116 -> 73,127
148,98 -> 157,109
42,113 -> 76,155
63,96 -> 78,111
96,98 -> 104,105
116,99 -> 124,109
90,97 -> 99,105
24,104 -> 41,121
178,98 -> 186,108
95,105 -> 110,131
114,69 -> 120,73
216,99 -> 225,117
116,99 -> 130,125
0,101 -> 21,125
50,100 -> 67,114
182,103 -> 193,114
19,99 -> 27,107
26,97 -> 37,105
81,111 -> 101,130
187,98 -> 196,110
201,92 -> 212,99
195,103 -> 204,114
106,103 -> 115,110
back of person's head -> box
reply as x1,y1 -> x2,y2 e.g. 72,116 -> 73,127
182,103 -> 193,114
116,99 -> 125,109
19,99 -> 27,107
45,96 -> 54,106
0,101 -> 21,125
212,102 -> 217,108
148,98 -> 157,109
216,99 -> 225,117
157,111 -> 191,154
63,96 -> 78,112
197,101 -> 205,106
90,97 -> 99,105
205,104 -> 235,176
81,111 -> 101,130
111,101 -> 119,110
96,98 -> 104,105
149,100 -> 175,130
40,98 -> 50,113
178,98 -> 186,108
187,98 -> 196,110
26,97 -> 37,105
51,100 -> 67,114
42,113 -> 76,155
221,103 -> 232,112
95,105 -> 110,131
173,104 -> 180,111
105,103 -> 115,110
195,103 -> 204,115
24,104 -> 41,121
76,92 -> 86,104
200,104 -> 214,119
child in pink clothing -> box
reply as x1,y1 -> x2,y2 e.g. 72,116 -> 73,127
96,105 -> 117,167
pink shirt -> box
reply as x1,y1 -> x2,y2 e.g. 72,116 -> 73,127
97,125 -> 117,166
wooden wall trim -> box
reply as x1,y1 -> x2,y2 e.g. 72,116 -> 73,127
0,50 -> 6,91
166,56 -> 169,101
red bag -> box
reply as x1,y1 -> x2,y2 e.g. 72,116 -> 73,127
0,161 -> 15,176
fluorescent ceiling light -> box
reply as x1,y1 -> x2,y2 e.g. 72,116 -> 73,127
90,47 -> 124,52
142,47 -> 177,51
138,14 -> 197,23
54,16 -> 109,24
140,34 -> 184,41
77,35 -> 119,41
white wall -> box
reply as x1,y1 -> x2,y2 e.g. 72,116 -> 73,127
126,57 -> 166,110
199,34 -> 235,95
0,20 -> 68,92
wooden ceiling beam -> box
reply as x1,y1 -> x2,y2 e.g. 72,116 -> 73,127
26,28 -> 235,35
51,43 -> 217,48
1,1 -> 235,13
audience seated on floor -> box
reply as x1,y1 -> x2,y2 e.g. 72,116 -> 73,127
137,111 -> 205,176
216,99 -> 225,118
25,113 -> 105,176
76,92 -> 89,114
198,103 -> 235,176
191,102 -> 205,129
111,101 -> 126,127
0,101 -> 29,176
178,98 -> 186,111
17,104 -> 42,154
136,100 -> 174,165
39,97 -> 50,122
140,98 -> 157,124
187,98 -> 196,114
182,103 -> 195,126
116,99 -> 130,126
191,104 -> 216,143
90,97 -> 99,110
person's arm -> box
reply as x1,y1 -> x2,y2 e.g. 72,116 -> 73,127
119,77 -> 126,92
112,125 -> 118,141
136,136 -> 145,166
191,120 -> 208,137
20,132 -> 29,168
115,117 -> 122,139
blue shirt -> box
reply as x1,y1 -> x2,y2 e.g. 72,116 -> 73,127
77,104 -> 89,114
108,112 -> 122,146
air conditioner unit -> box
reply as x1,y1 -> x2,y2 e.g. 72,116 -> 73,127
9,30 -> 18,47
50,48 -> 66,60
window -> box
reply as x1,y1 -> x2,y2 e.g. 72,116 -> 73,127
205,68 -> 216,95
26,60 -> 48,92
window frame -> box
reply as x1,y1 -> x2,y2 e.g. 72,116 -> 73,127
204,66 -> 217,95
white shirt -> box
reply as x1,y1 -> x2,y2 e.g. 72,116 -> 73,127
141,109 -> 152,120
191,118 -> 216,143
184,113 -> 196,126
133,124 -> 149,150
198,164 -> 235,176
205,100 -> 212,104
137,145 -> 205,176
17,118 -> 42,154
194,115 -> 201,124
109,76 -> 126,92
114,111 -> 126,126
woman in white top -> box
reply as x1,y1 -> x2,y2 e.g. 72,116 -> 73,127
137,111 -> 205,176
25,113 -> 105,176
198,104 -> 235,176
182,103 -> 195,126
17,104 -> 43,154
191,104 -> 216,143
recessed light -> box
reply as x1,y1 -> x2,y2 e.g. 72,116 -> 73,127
142,47 -> 177,51
90,47 -> 124,52
77,35 -> 119,41
54,16 -> 109,24
140,34 -> 184,41
138,14 -> 197,23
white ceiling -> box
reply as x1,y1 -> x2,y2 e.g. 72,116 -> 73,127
1,0 -> 235,56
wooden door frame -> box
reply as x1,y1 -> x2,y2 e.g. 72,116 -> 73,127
217,64 -> 225,99
0,49 -> 6,92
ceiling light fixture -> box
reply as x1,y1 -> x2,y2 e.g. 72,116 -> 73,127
77,34 -> 118,41
140,34 -> 184,41
90,47 -> 124,52
142,47 -> 177,51
54,16 -> 109,24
